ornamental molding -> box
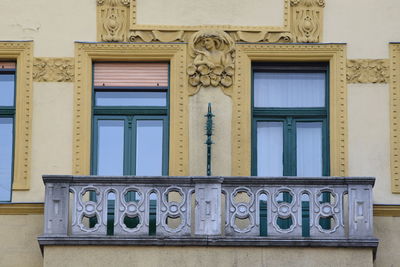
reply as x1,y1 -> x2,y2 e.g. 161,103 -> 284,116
233,44 -> 347,176
74,42 -> 188,176
33,58 -> 74,82
97,0 -> 130,42
390,43 -> 400,193
96,0 -> 325,43
0,41 -> 33,190
290,0 -> 325,42
187,30 -> 235,96
347,59 -> 389,84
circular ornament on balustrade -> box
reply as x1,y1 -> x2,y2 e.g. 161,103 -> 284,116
236,204 -> 249,218
278,204 -> 291,218
169,203 -> 180,215
321,204 -> 332,216
126,203 -> 138,214
84,203 -> 96,216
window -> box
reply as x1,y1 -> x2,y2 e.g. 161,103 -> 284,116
0,62 -> 16,202
91,62 -> 169,176
91,62 -> 169,235
252,63 -> 329,177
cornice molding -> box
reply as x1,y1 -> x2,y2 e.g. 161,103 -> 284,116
347,59 -> 389,84
0,203 -> 44,215
33,58 -> 74,82
373,204 -> 400,217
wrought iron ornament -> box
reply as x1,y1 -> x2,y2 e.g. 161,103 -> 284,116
205,103 -> 214,176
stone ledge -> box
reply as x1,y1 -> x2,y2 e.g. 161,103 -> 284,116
38,236 -> 378,257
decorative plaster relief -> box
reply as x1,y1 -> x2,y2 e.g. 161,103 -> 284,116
347,59 -> 389,84
187,30 -> 235,96
290,0 -> 325,43
97,0 -> 130,42
33,58 -> 74,82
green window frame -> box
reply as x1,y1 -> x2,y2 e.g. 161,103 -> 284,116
0,65 -> 16,202
251,62 -> 330,236
251,62 -> 330,177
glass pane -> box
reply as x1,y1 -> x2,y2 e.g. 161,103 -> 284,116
0,75 -> 15,106
95,92 -> 166,106
254,72 -> 325,107
97,120 -> 124,175
136,120 -> 163,176
0,118 -> 13,201
257,121 -> 283,176
296,122 -> 323,176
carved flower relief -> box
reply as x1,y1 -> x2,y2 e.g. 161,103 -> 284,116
33,58 -> 74,82
347,60 -> 389,83
290,0 -> 325,7
187,63 -> 234,88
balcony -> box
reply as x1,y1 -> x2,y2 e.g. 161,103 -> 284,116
38,175 -> 378,252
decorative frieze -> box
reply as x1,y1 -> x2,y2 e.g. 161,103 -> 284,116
97,0 -> 130,42
290,0 -> 325,43
187,30 -> 235,96
347,59 -> 389,84
33,58 -> 74,82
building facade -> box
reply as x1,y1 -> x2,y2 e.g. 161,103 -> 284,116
0,0 -> 399,266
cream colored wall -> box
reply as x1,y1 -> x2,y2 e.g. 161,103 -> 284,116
13,83 -> 73,202
44,246 -> 373,267
374,217 -> 400,267
136,0 -> 284,27
189,88 -> 232,176
0,0 -> 96,57
348,84 -> 400,204
324,0 -> 400,59
0,215 -> 43,267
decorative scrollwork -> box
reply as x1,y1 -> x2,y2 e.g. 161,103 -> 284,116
347,59 -> 389,83
290,0 -> 325,42
229,187 -> 255,233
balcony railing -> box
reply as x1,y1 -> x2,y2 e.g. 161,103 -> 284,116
38,175 -> 378,250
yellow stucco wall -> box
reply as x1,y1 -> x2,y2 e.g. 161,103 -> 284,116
136,0 -> 284,27
189,88 -> 232,176
348,84 -> 400,204
44,246 -> 373,267
324,0 -> 400,58
374,216 -> 400,267
0,0 -> 96,57
0,215 -> 43,267
13,83 -> 73,202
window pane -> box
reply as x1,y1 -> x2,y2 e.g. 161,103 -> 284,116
97,120 -> 124,175
254,72 -> 325,108
296,122 -> 323,176
136,120 -> 163,176
95,92 -> 167,106
0,118 -> 13,201
257,121 -> 283,176
0,75 -> 15,106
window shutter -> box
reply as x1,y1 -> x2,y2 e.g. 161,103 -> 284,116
94,63 -> 168,87
0,62 -> 16,69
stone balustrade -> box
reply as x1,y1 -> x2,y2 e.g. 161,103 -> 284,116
38,175 -> 378,250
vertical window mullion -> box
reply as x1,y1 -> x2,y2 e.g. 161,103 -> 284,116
125,116 -> 133,176
162,116 -> 168,175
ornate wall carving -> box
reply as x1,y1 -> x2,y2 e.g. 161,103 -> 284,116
33,58 -> 74,82
187,30 -> 235,96
97,0 -> 130,42
290,0 -> 325,43
347,59 -> 389,84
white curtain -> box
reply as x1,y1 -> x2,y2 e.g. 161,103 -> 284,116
296,122 -> 322,176
257,121 -> 283,176
254,72 -> 325,108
